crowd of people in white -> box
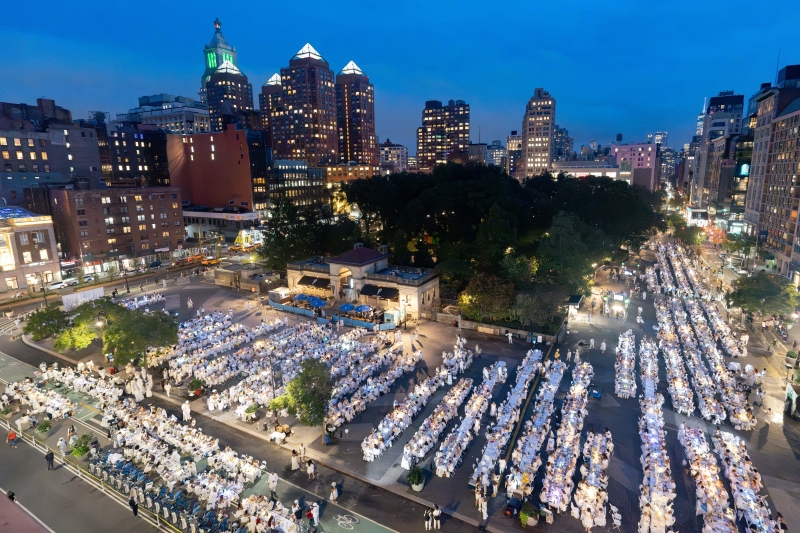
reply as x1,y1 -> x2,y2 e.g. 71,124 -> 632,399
434,361 -> 507,478
572,430 -> 612,531
614,330 -> 637,398
540,362 -> 594,512
4,377 -> 77,419
363,342 -> 474,462
469,349 -> 543,488
508,360 -> 566,497
638,394 -> 676,533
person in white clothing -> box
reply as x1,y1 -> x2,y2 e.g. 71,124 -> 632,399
330,482 -> 339,503
600,340 -> 606,353
268,471 -> 279,498
507,332 -> 513,344
589,338 -> 595,349
182,401 -> 191,422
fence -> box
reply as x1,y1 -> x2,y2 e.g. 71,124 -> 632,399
266,300 -> 396,330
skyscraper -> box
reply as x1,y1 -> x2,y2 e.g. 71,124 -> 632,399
487,140 -> 506,168
416,99 -> 470,172
519,88 -> 556,179
335,61 -> 377,165
258,74 -> 282,148
205,60 -> 254,132
551,125 -> 573,162
379,139 -> 408,174
270,44 -> 338,167
200,19 -> 238,103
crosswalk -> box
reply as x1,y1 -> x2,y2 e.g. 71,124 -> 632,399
0,317 -> 17,336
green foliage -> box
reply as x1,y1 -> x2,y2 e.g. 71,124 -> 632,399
53,322 -> 97,351
722,235 -> 750,255
275,359 -> 332,428
500,254 -> 539,287
188,379 -> 203,391
245,404 -> 259,414
35,420 -> 52,433
407,465 -> 425,486
727,272 -> 800,316
70,433 -> 93,456
23,305 -> 69,341
667,213 -> 704,246
513,285 -> 568,331
102,310 -> 177,366
786,350 -> 797,359
538,212 -> 595,293
459,273 -> 515,322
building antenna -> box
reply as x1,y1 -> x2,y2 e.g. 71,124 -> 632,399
478,126 -> 481,144
775,50 -> 781,85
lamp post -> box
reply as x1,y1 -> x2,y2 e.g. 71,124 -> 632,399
95,311 -> 107,329
119,260 -> 130,293
402,296 -> 411,330
32,272 -> 48,307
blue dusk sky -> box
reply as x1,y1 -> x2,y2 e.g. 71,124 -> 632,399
2,0 -> 798,153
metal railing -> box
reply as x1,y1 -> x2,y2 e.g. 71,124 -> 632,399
287,262 -> 330,274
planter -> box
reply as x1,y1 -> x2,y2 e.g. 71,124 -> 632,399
527,515 -> 538,526
411,481 -> 424,492
785,357 -> 797,368
189,388 -> 203,398
0,411 -> 13,420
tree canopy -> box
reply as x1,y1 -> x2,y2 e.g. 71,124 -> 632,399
727,272 -> 800,316
24,297 -> 177,366
270,359 -> 333,431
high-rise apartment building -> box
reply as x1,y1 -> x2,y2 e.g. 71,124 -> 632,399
0,98 -> 104,210
689,92 -> 744,208
487,140 -> 506,168
200,19 -> 238,103
336,61 -> 377,165
117,94 -> 210,134
505,131 -> 522,177
258,74 -> 282,148
205,60 -> 254,132
519,88 -> 555,179
551,125 -> 573,162
270,44 -> 338,167
416,99 -> 470,172
379,139 -> 408,174
743,65 -> 800,280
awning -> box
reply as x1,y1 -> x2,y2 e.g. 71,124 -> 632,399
360,284 -> 399,300
297,275 -> 331,289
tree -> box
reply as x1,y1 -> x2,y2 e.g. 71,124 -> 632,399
538,212 -> 594,293
721,234 -> 750,255
270,359 -> 332,439
258,198 -> 316,269
23,305 -> 69,341
727,272 -> 800,317
54,322 -> 97,351
673,225 -> 703,247
459,273 -> 514,322
501,253 -> 539,287
513,285 -> 567,333
102,311 -> 177,366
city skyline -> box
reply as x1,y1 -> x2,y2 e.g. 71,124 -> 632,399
2,0 -> 798,153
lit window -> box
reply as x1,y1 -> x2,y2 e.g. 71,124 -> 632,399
39,249 -> 49,261
22,251 -> 32,264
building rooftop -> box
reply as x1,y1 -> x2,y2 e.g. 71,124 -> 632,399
339,61 -> 365,76
329,246 -> 389,265
0,207 -> 39,220
292,43 -> 325,62
777,97 -> 800,118
264,73 -> 281,86
214,60 -> 243,76
207,18 -> 234,50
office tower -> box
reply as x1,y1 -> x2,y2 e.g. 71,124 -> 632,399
742,65 -> 800,279
468,143 -> 488,164
551,125 -> 572,162
117,94 -> 210,134
487,140 -> 506,168
653,132 -> 668,145
379,139 -> 408,174
0,98 -> 104,210
205,59 -> 254,132
269,44 -> 337,167
258,74 -> 282,148
519,88 -> 556,179
200,18 -> 238,103
336,61 -> 377,165
506,131 -> 522,177
416,99 -> 470,172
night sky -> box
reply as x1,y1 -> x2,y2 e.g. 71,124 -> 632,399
3,0 -> 797,153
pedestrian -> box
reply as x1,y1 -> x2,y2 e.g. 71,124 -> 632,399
574,350 -> 581,364
764,407 -> 773,426
638,306 -> 642,316
129,495 -> 139,516
268,471 -> 279,499
164,382 -> 172,398
6,429 -> 18,448
299,443 -> 306,460
187,298 -> 193,309
307,460 -> 315,480
754,389 -> 764,406
566,350 -> 572,363
600,340 -> 607,354
291,450 -> 300,470
330,482 -> 339,503
432,504 -> 441,529
587,313 -> 591,323
589,338 -> 595,350
182,401 -> 191,422
310,502 -> 320,526
57,437 -> 67,460
424,508 -> 433,530
247,301 -> 252,312
45,450 -> 55,470
507,331 -> 513,344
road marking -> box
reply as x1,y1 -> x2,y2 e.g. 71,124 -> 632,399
0,485 -> 58,533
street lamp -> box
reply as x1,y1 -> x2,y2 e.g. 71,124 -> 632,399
31,271 -> 48,307
95,311 -> 107,328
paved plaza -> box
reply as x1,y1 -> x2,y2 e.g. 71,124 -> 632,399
1,251 -> 800,533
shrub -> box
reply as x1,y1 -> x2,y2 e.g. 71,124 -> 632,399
35,420 -> 52,433
245,404 -> 259,414
188,379 -> 203,392
407,465 -> 424,486
787,350 -> 798,359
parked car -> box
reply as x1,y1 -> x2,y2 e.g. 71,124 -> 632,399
46,281 -> 68,290
83,274 -> 95,283
149,260 -> 163,269
62,278 -> 79,287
